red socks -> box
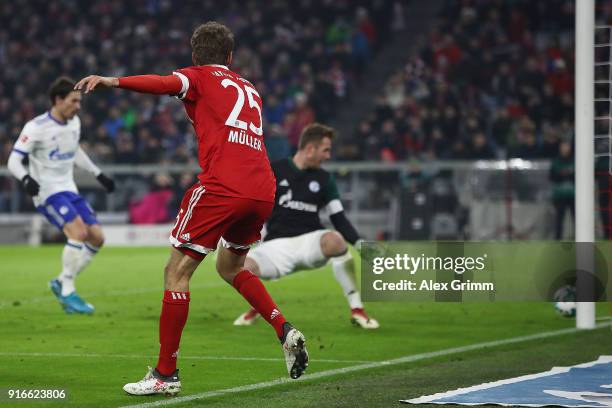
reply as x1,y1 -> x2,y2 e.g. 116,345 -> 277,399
156,290 -> 190,376
155,272 -> 285,376
233,270 -> 286,338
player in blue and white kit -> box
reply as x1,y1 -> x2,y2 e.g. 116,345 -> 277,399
6,77 -> 115,314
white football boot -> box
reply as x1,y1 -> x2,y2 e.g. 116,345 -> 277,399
233,308 -> 260,326
351,308 -> 380,329
281,323 -> 309,379
123,366 -> 181,396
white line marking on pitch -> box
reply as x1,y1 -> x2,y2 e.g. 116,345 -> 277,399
119,321 -> 612,408
0,352 -> 368,365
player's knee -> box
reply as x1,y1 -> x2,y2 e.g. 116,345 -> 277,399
71,227 -> 88,242
320,231 -> 347,258
215,256 -> 232,282
64,218 -> 89,242
216,257 -> 241,282
216,262 -> 244,285
217,266 -> 240,284
89,231 -> 105,248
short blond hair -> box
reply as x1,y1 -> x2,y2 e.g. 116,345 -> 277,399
298,123 -> 335,150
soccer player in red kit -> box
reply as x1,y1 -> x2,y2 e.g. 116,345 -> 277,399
75,21 -> 308,396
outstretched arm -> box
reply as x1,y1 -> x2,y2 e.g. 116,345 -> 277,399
330,211 -> 360,245
75,74 -> 183,95
324,174 -> 360,245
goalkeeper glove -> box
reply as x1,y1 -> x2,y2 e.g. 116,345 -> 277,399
21,175 -> 40,196
96,173 -> 115,193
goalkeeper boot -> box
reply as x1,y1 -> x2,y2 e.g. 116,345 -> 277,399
351,308 -> 380,329
280,322 -> 308,379
123,366 -> 181,396
233,308 -> 260,326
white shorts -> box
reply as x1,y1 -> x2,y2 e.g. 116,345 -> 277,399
248,229 -> 330,279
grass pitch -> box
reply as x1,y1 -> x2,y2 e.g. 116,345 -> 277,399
0,246 -> 610,408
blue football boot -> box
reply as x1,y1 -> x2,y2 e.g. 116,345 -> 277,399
49,279 -> 94,314
61,292 -> 95,314
49,279 -> 62,299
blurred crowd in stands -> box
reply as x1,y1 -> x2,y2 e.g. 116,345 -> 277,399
0,0 -> 584,167
0,0 -> 606,234
338,0 -> 577,161
0,0 -> 400,215
0,0 -> 398,167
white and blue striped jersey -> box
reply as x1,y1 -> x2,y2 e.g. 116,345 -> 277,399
12,112 -> 82,206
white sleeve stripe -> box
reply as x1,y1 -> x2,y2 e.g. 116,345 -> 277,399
325,199 -> 344,215
172,72 -> 189,98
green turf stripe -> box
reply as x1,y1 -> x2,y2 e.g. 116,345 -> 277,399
0,282 -> 226,309
118,322 -> 612,408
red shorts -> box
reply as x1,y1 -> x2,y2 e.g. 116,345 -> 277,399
169,183 -> 274,260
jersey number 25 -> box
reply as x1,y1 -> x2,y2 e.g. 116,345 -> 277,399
221,79 -> 263,136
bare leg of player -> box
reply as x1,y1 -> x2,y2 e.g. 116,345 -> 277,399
217,246 -> 308,379
217,246 -> 286,335
164,248 -> 200,291
231,256 -> 267,326
156,248 -> 200,375
243,256 -> 262,277
123,248 -> 200,396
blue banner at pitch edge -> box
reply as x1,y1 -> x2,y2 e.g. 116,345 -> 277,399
401,356 -> 612,407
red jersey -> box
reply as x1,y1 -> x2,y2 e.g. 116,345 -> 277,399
173,65 -> 275,203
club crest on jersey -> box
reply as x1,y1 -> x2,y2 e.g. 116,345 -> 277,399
309,181 -> 320,193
